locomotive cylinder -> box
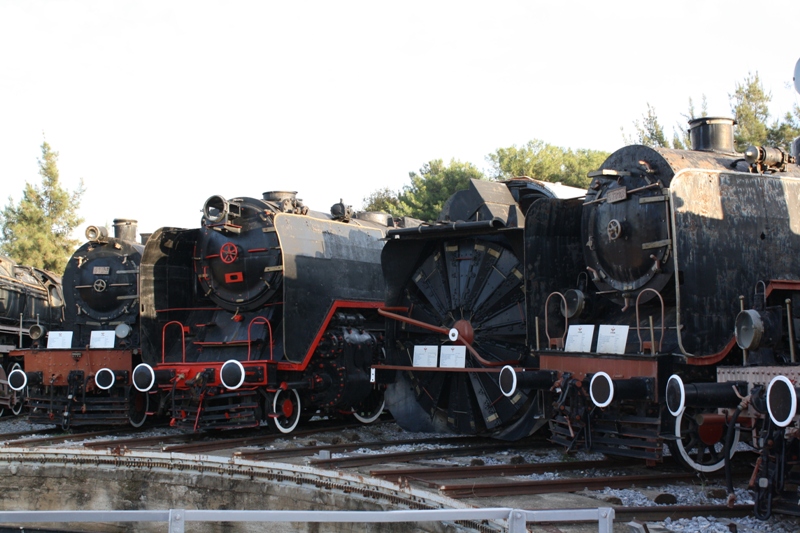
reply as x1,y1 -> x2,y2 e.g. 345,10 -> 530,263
666,374 -> 747,417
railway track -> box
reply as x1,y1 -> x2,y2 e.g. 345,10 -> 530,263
0,417 -> 774,531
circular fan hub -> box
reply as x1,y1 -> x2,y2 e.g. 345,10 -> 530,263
452,319 -> 474,345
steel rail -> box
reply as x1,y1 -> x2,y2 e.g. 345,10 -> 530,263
310,442 -> 535,469
370,458 -> 636,482
440,472 -> 700,498
238,435 -> 485,460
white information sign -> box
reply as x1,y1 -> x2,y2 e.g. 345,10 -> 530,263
90,330 -> 116,349
46,331 -> 73,349
440,345 -> 466,368
596,325 -> 629,354
564,324 -> 595,353
412,345 -> 438,367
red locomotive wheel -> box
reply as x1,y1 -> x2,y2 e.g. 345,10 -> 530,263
220,242 -> 238,264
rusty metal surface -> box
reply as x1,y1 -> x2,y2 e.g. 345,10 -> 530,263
539,353 -> 658,382
21,349 -> 132,388
439,472 -> 697,498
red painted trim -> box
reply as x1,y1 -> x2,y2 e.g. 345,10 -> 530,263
150,360 -> 268,389
277,300 -> 383,372
685,338 -> 736,366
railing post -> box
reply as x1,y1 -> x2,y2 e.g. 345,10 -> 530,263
598,507 -> 614,533
507,509 -> 526,533
169,509 -> 185,533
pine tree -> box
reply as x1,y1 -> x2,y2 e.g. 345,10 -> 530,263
1,140 -> 85,273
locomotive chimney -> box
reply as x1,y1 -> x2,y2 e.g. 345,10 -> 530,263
263,191 -> 297,202
113,219 -> 138,242
688,117 -> 736,154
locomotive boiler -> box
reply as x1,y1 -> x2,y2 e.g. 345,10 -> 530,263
501,117 -> 800,490
0,256 -> 63,416
8,219 -> 149,428
377,178 -> 584,440
132,191 -> 406,432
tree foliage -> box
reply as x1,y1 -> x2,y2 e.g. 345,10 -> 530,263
628,73 -> 800,154
487,140 -> 607,189
1,141 -> 85,273
767,105 -> 800,150
623,103 -> 670,148
730,72 -> 771,151
361,159 -> 485,221
397,159 -> 486,221
362,186 -> 402,216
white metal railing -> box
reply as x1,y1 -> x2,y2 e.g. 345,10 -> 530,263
0,507 -> 614,533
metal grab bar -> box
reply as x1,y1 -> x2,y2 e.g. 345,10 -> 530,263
161,320 -> 186,363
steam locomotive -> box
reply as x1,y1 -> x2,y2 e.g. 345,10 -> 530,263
131,192 -> 411,432
378,177 -> 584,440
0,256 -> 63,416
513,118 -> 800,469
380,117 -> 800,517
8,220 -> 149,428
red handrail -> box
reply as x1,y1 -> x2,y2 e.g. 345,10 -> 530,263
248,316 -> 274,361
161,321 -> 187,363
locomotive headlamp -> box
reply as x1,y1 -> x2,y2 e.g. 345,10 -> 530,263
94,368 -> 116,390
767,375 -> 800,428
29,324 -> 47,341
204,195 -> 229,223
115,323 -> 132,339
561,289 -> 586,319
85,225 -> 109,243
220,359 -> 245,390
735,309 -> 764,350
132,363 -> 156,392
7,368 -> 28,391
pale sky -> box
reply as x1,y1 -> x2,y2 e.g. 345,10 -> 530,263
1,0 -> 798,241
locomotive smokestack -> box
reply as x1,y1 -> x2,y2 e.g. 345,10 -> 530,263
688,117 -> 736,154
113,219 -> 138,242
263,191 -> 297,202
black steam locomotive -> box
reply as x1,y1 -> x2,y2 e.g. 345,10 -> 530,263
523,118 -> 800,518
0,256 -> 63,416
9,220 -> 149,428
380,117 -> 800,518
378,178 -> 584,440
131,192 -> 409,432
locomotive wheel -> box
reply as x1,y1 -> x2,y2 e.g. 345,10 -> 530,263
669,407 -> 739,473
394,238 -> 533,436
128,389 -> 149,428
272,389 -> 301,434
352,388 -> 385,424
